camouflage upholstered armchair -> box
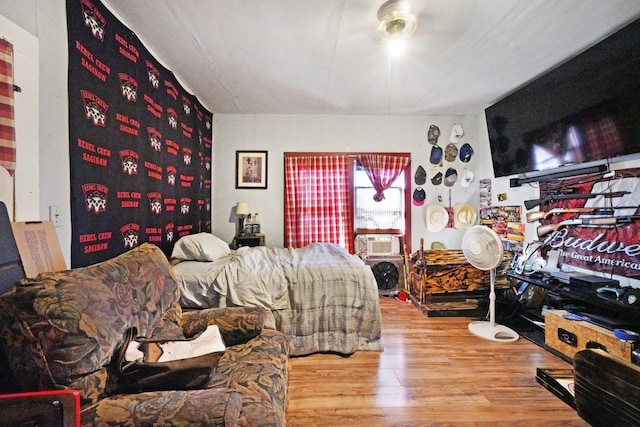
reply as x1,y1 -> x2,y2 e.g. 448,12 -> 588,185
0,243 -> 290,427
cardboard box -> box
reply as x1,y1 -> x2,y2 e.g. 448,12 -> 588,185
11,221 -> 67,277
545,310 -> 634,362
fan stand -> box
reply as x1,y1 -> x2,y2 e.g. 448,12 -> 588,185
468,268 -> 519,343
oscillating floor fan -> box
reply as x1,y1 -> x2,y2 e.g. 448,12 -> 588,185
462,225 -> 519,343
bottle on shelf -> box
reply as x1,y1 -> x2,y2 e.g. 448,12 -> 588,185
244,213 -> 253,234
253,213 -> 260,234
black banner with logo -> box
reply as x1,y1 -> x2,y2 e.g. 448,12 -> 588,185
67,0 -> 212,267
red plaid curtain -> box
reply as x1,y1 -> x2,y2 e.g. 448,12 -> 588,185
357,153 -> 410,201
284,154 -> 354,252
0,39 -> 16,176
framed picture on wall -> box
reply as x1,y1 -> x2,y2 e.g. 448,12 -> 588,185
236,151 -> 268,189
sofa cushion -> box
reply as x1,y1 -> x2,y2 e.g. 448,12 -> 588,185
217,329 -> 290,427
0,243 -> 179,404
180,306 -> 267,346
81,388 -> 243,426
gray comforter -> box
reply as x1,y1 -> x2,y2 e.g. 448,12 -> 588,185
172,242 -> 383,355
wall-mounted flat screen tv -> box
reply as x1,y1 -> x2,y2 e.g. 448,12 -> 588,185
486,18 -> 640,179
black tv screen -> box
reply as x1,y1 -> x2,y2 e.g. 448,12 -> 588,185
486,18 -> 640,178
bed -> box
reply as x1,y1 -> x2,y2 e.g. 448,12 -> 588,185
170,233 -> 383,356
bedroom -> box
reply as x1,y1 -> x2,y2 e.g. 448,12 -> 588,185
1,1 -> 640,425
1,0 -> 639,261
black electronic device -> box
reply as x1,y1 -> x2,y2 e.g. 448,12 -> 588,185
0,201 -> 26,295
486,18 -> 640,179
569,275 -> 619,291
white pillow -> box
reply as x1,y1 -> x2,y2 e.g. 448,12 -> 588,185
171,233 -> 231,262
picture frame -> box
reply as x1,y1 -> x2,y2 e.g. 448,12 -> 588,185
236,151 -> 268,189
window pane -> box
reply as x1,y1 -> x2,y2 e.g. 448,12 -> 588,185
354,169 -> 404,231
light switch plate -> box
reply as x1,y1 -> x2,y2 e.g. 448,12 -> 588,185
49,205 -> 62,227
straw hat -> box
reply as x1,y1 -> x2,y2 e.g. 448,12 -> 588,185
431,241 -> 446,250
453,203 -> 477,229
426,204 -> 449,232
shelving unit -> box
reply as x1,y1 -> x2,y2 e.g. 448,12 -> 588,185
503,269 -> 640,357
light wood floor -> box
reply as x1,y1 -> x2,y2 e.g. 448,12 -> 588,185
287,297 -> 588,426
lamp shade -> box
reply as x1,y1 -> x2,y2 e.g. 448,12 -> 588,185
236,202 -> 249,215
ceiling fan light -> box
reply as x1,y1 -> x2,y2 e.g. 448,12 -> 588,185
386,18 -> 407,35
376,1 -> 417,43
377,0 -> 412,20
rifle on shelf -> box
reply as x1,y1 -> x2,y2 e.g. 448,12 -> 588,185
537,215 -> 640,237
524,191 -> 631,210
525,206 -> 639,222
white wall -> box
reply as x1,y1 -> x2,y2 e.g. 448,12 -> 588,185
212,114 -> 492,252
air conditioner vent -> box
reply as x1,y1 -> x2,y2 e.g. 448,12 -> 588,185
355,234 -> 402,258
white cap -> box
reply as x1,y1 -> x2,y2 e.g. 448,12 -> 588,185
449,124 -> 464,143
460,169 -> 475,188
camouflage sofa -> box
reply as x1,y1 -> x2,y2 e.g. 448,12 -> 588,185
0,243 -> 289,426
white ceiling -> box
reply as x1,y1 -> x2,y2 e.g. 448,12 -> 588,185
102,0 -> 640,116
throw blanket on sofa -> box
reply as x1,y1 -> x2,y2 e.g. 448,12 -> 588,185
172,241 -> 383,356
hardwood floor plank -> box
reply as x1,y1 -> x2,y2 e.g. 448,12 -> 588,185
287,297 -> 588,426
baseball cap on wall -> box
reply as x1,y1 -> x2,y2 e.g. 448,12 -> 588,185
427,124 -> 441,145
444,167 -> 458,187
414,165 -> 426,185
431,171 -> 443,186
460,168 -> 475,188
444,143 -> 458,162
449,124 -> 464,143
430,145 -> 443,164
459,143 -> 474,163
412,187 -> 426,206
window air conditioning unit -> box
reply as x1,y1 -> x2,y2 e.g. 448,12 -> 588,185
355,234 -> 402,258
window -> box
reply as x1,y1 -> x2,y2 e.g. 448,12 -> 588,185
354,165 -> 405,232
284,152 -> 411,254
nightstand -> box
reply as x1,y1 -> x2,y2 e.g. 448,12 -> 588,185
232,233 -> 265,249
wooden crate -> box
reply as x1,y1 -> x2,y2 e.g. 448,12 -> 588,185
421,249 -> 511,299
408,247 -> 512,316
408,271 -> 423,302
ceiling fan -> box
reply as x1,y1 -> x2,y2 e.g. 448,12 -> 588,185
462,225 -> 519,343
376,0 -> 417,43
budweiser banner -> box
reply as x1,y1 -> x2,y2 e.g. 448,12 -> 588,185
539,169 -> 640,278
67,0 -> 212,267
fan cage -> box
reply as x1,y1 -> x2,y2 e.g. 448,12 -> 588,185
461,226 -> 504,271
363,256 -> 405,294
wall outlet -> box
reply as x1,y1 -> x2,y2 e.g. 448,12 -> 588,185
49,205 -> 62,227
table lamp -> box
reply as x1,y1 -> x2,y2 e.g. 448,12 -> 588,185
236,202 -> 249,235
